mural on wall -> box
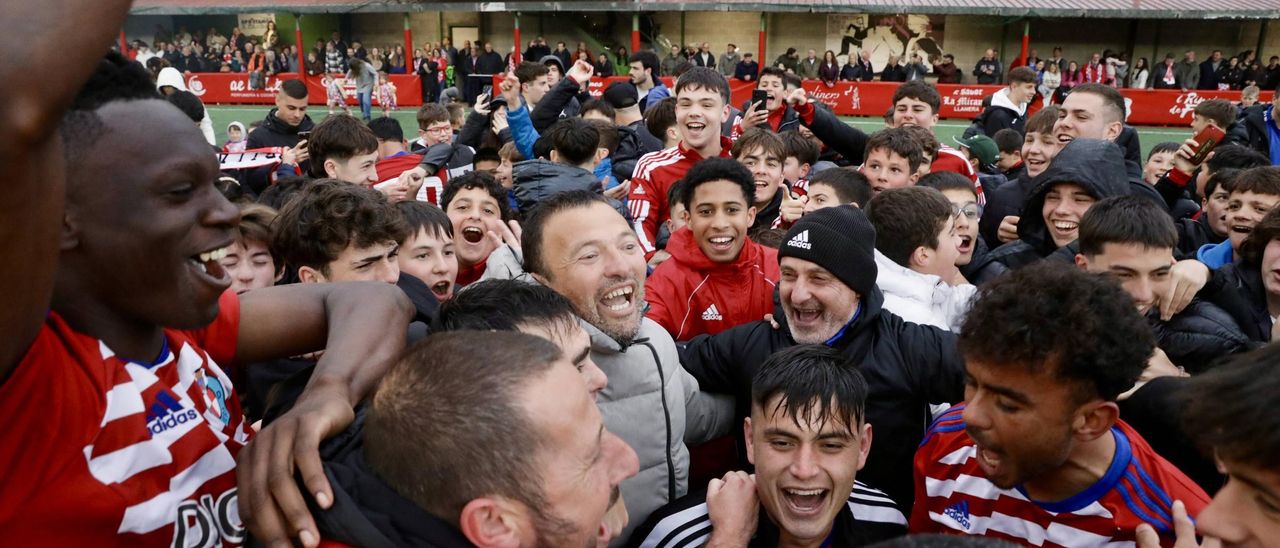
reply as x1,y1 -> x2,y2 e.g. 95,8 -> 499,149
827,14 -> 945,73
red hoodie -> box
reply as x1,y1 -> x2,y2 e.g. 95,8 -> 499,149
644,227 -> 780,341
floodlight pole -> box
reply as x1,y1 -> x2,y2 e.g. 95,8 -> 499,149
514,12 -> 522,64
1019,19 -> 1029,68
758,12 -> 767,76
295,16 -> 306,76
405,14 -> 415,67
632,13 -> 640,54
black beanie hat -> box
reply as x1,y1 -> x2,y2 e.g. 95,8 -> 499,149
778,205 -> 877,296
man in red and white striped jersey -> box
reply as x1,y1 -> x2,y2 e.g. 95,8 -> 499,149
910,263 -> 1209,546
629,67 -> 734,259
0,48 -> 413,547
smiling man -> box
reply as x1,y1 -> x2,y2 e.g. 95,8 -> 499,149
911,263 -> 1209,545
644,158 -> 779,341
631,345 -> 907,547
1053,83 -> 1166,208
519,190 -> 735,542
681,206 -> 965,508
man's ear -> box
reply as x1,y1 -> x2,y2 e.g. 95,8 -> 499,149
1104,121 -> 1124,142
549,149 -> 561,164
743,417 -> 756,467
323,158 -> 340,179
1072,400 -> 1119,442
596,147 -> 610,163
297,266 -> 326,284
1073,253 -> 1090,271
60,208 -> 80,251
908,245 -> 931,270
459,497 -> 526,548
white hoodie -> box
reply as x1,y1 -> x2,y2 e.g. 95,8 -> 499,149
156,67 -> 216,145
989,86 -> 1027,117
873,249 -> 976,332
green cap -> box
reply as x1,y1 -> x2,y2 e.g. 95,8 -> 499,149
954,135 -> 1000,171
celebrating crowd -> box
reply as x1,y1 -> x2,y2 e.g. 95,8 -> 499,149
7,2 -> 1280,547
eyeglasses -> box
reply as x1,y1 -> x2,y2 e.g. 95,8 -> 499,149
424,124 -> 453,135
952,203 -> 980,220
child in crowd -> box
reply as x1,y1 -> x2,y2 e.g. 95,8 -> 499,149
1143,142 -> 1180,185
395,201 -> 458,302
377,71 -> 397,116
224,121 -> 247,153
323,72 -> 349,116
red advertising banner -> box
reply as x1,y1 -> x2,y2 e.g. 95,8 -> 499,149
188,71 -> 1271,128
181,72 -> 424,107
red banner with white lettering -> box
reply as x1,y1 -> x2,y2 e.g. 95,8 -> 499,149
181,72 -> 424,107
187,72 -> 1271,127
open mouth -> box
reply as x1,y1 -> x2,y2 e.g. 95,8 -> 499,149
1231,224 -> 1253,236
791,307 -> 822,324
976,446 -> 1003,474
707,235 -> 734,252
685,121 -> 706,136
599,284 -> 635,313
782,487 -> 829,517
1051,220 -> 1078,233
189,245 -> 232,288
958,235 -> 973,254
1056,133 -> 1074,144
430,280 -> 453,297
461,226 -> 485,244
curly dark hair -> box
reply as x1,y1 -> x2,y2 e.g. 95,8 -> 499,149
958,262 -> 1154,402
271,179 -> 409,277
1181,344 -> 1280,469
678,157 -> 755,210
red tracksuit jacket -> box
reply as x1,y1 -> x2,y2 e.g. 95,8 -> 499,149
644,227 -> 780,341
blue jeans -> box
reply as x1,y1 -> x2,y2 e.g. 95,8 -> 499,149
357,90 -> 373,120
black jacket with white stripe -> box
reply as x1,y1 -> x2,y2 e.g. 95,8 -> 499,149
627,481 -> 906,548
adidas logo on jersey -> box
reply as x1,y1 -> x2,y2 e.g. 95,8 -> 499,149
943,500 -> 971,530
633,185 -> 645,195
701,304 -> 723,321
787,230 -> 812,250
146,390 -> 199,435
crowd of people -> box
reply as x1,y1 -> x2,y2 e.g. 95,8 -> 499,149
8,2 -> 1280,547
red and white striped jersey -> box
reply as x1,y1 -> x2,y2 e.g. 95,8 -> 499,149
910,405 -> 1209,547
0,290 -> 251,546
628,138 -> 733,258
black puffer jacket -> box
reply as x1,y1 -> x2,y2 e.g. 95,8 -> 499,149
1149,300 -> 1261,373
512,159 -> 627,219
1198,261 -> 1274,343
613,122 -> 663,184
679,286 -> 965,509
989,139 -> 1129,270
1241,104 -> 1272,157
530,73 -> 584,133
978,169 -> 1033,249
959,236 -> 1009,285
1174,214 -> 1225,261
243,108 -> 316,194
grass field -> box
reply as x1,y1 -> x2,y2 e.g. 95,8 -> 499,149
205,105 -> 1196,161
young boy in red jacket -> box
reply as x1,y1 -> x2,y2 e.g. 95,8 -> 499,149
643,158 -> 780,341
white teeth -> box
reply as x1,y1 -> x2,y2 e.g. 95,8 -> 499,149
710,237 -> 732,244
197,246 -> 231,264
785,489 -> 824,496
603,286 -> 634,300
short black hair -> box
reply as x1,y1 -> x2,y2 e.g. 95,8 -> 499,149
959,261 -> 1154,402
629,50 -> 659,74
396,200 -> 453,240
1147,141 -> 1180,159
546,118 -> 599,166
891,80 -> 940,114
307,114 -> 379,178
780,131 -> 820,167
579,98 -> 616,120
808,168 -> 872,207
673,67 -> 729,102
1182,344 -> 1280,470
440,170 -> 513,221
864,127 -> 925,172
1229,165 -> 1280,198
1205,167 -> 1241,198
61,52 -> 161,166
165,90 -> 205,124
992,128 -> 1023,154
679,157 -> 755,210
521,190 -> 611,277
751,344 -> 869,434
587,119 -> 619,155
280,79 -> 308,100
367,116 -> 404,141
1069,83 -> 1126,124
1206,144 -> 1269,174
513,61 -> 549,85
437,279 -> 578,334
1193,98 -> 1237,129
759,66 -> 787,83
1078,195 -> 1178,256
866,186 -> 954,267
918,171 -> 978,199
644,97 -> 677,142
472,147 -> 501,166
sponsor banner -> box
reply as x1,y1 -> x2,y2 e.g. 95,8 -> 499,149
182,72 -> 424,107
236,13 -> 276,37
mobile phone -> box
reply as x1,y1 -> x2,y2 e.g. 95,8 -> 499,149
1188,125 -> 1226,165
296,131 -> 311,141
482,84 -> 493,97
752,90 -> 769,112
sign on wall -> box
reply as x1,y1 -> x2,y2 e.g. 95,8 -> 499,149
826,14 -> 946,73
237,13 -> 276,38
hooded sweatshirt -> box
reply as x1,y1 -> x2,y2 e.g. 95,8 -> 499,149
873,250 -> 977,332
644,227 -> 780,341
989,138 -> 1129,270
979,87 -> 1027,137
156,66 -> 216,145
224,121 -> 247,153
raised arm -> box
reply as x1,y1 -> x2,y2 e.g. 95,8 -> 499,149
0,0 -> 133,380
